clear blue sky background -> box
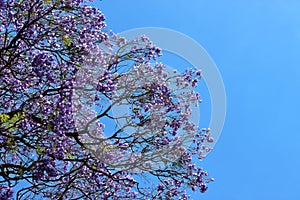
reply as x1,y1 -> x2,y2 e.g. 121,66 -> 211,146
93,1 -> 300,199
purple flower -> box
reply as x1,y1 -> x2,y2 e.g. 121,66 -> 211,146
0,185 -> 13,200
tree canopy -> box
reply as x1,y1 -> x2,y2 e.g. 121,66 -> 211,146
0,0 -> 214,199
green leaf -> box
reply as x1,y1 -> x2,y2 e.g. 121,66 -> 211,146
36,146 -> 46,155
62,35 -> 72,47
44,0 -> 52,4
0,112 -> 25,131
0,114 -> 10,123
66,153 -> 75,159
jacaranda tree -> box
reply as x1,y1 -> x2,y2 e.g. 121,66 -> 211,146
0,0 -> 215,199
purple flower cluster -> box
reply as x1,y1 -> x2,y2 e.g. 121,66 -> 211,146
0,185 -> 13,200
33,159 -> 58,182
96,71 -> 117,95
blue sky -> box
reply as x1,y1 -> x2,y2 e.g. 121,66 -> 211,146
94,1 -> 300,199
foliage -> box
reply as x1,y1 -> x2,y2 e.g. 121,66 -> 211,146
0,0 -> 214,199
